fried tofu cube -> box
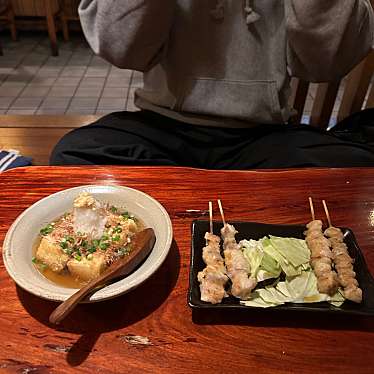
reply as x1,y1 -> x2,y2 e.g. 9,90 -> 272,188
36,237 -> 69,272
67,252 -> 107,282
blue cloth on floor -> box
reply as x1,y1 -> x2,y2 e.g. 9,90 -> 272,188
0,150 -> 32,172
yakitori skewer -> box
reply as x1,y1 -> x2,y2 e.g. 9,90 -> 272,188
197,201 -> 228,304
305,197 -> 339,295
322,200 -> 362,303
217,199 -> 256,300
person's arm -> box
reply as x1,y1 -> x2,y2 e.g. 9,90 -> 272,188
286,0 -> 374,82
78,0 -> 176,71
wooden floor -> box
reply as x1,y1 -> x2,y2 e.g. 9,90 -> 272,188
0,115 -> 101,165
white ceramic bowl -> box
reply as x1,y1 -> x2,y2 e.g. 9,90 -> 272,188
3,185 -> 173,302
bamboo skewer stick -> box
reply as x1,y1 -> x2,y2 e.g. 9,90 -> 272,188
217,199 -> 226,226
322,199 -> 332,227
308,196 -> 315,221
209,201 -> 213,235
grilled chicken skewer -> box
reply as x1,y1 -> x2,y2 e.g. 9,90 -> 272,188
197,201 -> 228,304
218,199 -> 256,300
305,197 -> 339,296
322,200 -> 362,303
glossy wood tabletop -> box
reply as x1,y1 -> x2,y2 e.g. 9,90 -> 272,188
1,166 -> 374,374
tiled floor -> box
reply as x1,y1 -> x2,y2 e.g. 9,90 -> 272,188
0,32 -> 142,115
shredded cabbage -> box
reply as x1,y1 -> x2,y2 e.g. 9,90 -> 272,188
268,236 -> 310,267
261,237 -> 302,277
239,235 -> 346,308
241,239 -> 263,278
241,239 -> 282,282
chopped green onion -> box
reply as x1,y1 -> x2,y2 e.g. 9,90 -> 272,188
40,263 -> 48,271
81,240 -> 88,248
60,241 -> 68,250
117,249 -> 125,257
101,235 -> 109,241
92,239 -> 100,247
110,206 -> 118,213
74,255 -> 82,261
87,246 -> 97,254
32,257 -> 37,264
122,212 -> 130,220
76,231 -> 82,236
100,242 -> 109,250
113,226 -> 122,233
65,236 -> 74,243
112,235 -> 120,242
117,247 -> 130,257
40,224 -> 54,236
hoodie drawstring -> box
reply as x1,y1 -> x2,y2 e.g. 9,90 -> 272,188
210,0 -> 225,21
244,0 -> 260,25
210,0 -> 260,25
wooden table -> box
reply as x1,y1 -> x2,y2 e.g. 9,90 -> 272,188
1,166 -> 374,373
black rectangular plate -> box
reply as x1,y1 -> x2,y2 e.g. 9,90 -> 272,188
188,220 -> 374,315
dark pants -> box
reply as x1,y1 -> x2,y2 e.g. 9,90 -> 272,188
50,109 -> 374,169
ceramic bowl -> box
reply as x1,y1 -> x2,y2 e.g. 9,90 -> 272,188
3,185 -> 173,302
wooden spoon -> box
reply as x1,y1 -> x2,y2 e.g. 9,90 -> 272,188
49,228 -> 156,325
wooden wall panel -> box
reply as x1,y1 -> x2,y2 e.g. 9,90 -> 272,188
0,115 -> 101,165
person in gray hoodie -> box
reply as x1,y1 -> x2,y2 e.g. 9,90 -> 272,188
51,0 -> 374,168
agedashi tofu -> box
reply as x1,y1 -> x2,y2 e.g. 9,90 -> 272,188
33,192 -> 142,288
36,237 -> 69,272
67,252 -> 107,282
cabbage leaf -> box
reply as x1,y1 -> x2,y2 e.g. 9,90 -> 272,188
240,235 -> 346,308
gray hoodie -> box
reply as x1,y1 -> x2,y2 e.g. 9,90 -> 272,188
79,0 -> 374,127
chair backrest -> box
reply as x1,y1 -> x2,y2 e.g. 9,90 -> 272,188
290,0 -> 374,129
11,0 -> 59,17
63,0 -> 79,18
289,51 -> 374,129
0,0 -> 9,13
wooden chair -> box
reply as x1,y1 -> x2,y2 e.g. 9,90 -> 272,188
290,0 -> 374,129
11,0 -> 68,56
59,0 -> 79,35
289,50 -> 374,129
0,0 -> 17,54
